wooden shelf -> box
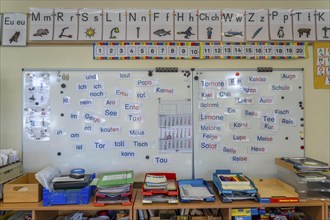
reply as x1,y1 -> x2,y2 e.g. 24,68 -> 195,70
0,189 -> 326,220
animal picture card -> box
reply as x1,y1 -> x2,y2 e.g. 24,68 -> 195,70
2,13 -> 27,46
221,9 -> 245,42
29,8 -> 54,41
151,9 -> 174,41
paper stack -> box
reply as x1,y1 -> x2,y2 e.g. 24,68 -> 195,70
92,170 -> 134,206
142,173 -> 178,203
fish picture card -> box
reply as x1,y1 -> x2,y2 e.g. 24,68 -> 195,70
29,8 -> 54,41
151,9 -> 174,41
78,8 -> 102,41
245,9 -> 269,42
103,9 -> 126,41
198,9 -> 221,41
53,9 -> 78,41
315,9 -> 330,41
1,13 -> 27,46
126,9 -> 150,41
221,9 -> 245,42
174,9 -> 198,41
269,9 -> 293,41
292,9 -> 316,41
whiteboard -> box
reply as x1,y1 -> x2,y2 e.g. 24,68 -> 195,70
192,68 -> 304,180
22,68 -> 304,181
22,68 -> 193,181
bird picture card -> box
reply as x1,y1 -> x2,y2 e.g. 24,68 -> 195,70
151,9 -> 174,41
53,9 -> 78,41
315,9 -> 330,41
221,9 -> 245,42
174,9 -> 198,41
126,9 -> 150,41
78,8 -> 102,41
245,9 -> 269,42
198,9 -> 221,41
103,9 -> 126,41
29,8 -> 54,41
292,9 -> 316,41
1,13 -> 27,46
269,9 -> 293,41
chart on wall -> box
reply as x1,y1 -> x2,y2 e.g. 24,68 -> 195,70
22,68 -> 193,181
192,68 -> 305,180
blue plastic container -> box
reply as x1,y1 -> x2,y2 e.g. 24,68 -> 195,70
42,186 -> 92,206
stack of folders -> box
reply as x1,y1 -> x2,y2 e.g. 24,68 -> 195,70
92,170 -> 134,206
178,179 -> 215,202
142,173 -> 178,203
52,174 -> 92,190
281,157 -> 329,172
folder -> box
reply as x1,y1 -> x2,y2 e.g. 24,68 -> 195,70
94,170 -> 134,188
52,174 -> 92,190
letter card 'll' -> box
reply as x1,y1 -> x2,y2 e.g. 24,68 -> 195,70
269,9 -> 293,41
221,9 -> 245,42
103,9 -> 126,41
127,9 -> 150,41
53,9 -> 78,41
175,9 -> 198,41
198,10 -> 221,41
2,13 -> 27,46
151,9 -> 174,41
292,9 -> 316,41
29,8 -> 54,41
78,8 -> 102,41
245,9 -> 269,42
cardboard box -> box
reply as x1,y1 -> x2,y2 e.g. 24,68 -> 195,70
0,162 -> 23,184
3,173 -> 41,203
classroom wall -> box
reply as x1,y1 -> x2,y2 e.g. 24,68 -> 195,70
1,0 -> 329,167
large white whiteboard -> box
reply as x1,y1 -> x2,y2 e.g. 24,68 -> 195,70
22,68 -> 304,181
22,68 -> 193,181
193,68 -> 304,180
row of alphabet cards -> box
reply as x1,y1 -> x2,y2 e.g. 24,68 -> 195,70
93,42 -> 308,60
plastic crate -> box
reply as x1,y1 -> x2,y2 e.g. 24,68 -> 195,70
42,185 -> 93,206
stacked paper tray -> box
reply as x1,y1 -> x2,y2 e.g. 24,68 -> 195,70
177,178 -> 215,202
142,172 -> 178,196
94,185 -> 133,206
212,169 -> 258,203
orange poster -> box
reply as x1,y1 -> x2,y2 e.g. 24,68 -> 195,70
314,42 -> 330,89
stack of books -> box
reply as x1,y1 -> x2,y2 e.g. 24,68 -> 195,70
92,170 -> 134,206
142,173 -> 178,203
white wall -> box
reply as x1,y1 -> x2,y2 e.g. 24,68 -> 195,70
1,0 -> 329,166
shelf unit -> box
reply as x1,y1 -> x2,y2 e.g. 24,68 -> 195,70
0,189 -> 326,220
133,189 -> 325,220
0,190 -> 136,220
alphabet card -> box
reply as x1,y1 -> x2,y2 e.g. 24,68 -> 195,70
198,9 -> 221,41
315,9 -> 330,41
221,9 -> 245,42
175,9 -> 198,41
151,9 -> 174,41
1,13 -> 27,46
78,8 -> 102,41
127,9 -> 150,41
292,9 -> 316,41
269,9 -> 293,41
245,9 -> 269,42
103,9 -> 126,41
29,8 -> 54,41
53,9 -> 78,41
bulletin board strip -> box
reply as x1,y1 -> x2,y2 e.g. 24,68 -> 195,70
93,42 -> 308,60
313,42 -> 330,89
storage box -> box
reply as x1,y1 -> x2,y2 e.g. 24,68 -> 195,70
0,162 -> 23,184
3,173 -> 41,203
42,185 -> 92,206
